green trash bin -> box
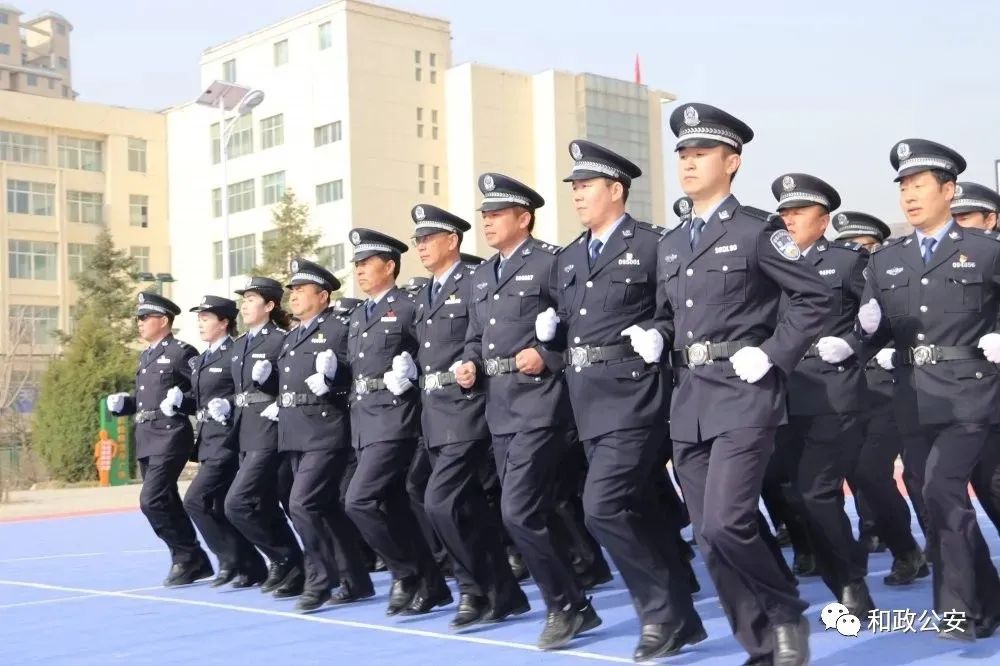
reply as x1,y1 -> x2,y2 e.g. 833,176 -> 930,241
99,400 -> 135,485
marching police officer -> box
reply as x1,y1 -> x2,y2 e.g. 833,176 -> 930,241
273,259 -> 373,612
106,293 -> 212,586
165,296 -> 267,588
858,139 -> 1000,639
768,174 -> 875,615
223,277 -> 305,592
641,103 -> 830,665
343,229 -> 451,617
537,142 -> 704,661
405,204 -> 527,629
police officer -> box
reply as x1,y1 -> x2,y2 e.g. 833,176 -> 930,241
223,277 -> 305,592
273,259 -> 373,612
344,229 -> 451,617
832,215 -> 929,585
538,142 -> 704,661
768,174 -> 875,615
640,103 -> 830,665
858,139 -> 1000,639
405,204 -> 528,629
951,183 -> 1000,537
165,296 -> 267,588
106,293 -> 211,586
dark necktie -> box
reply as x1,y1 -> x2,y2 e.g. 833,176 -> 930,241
921,237 -> 937,265
689,217 -> 706,251
431,281 -> 443,304
588,238 -> 603,267
365,300 -> 375,321
496,258 -> 507,281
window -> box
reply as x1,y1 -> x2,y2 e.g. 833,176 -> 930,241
130,246 -> 150,274
227,114 -> 253,158
9,305 -> 59,345
6,180 -> 54,215
315,180 -> 343,204
58,136 -> 103,171
313,121 -> 342,146
67,243 -> 95,278
273,39 -> 288,66
222,59 -> 236,82
0,131 -> 48,165
26,74 -> 37,86
317,243 -> 345,272
416,107 -> 423,137
417,163 -> 425,194
416,124 -> 423,138
213,234 -> 256,279
429,70 -> 437,84
228,179 -> 255,213
262,171 -> 285,205
415,67 -> 421,82
48,78 -> 54,90
431,109 -> 439,140
0,13 -> 7,24
128,137 -> 147,173
260,114 -> 284,149
62,85 -> 69,98
0,43 -> 9,55
211,188 -> 221,218
429,53 -> 437,67
8,240 -> 57,280
66,191 -> 104,224
318,21 -> 332,49
129,194 -> 149,227
58,56 -> 68,69
210,123 -> 220,164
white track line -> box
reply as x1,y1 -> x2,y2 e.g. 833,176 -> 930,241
0,584 -> 165,610
0,579 -> 639,664
0,548 -> 163,564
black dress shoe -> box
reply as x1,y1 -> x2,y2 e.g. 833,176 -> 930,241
295,589 -> 332,613
509,552 -> 530,582
372,556 -> 388,573
483,587 -> 530,623
450,594 -> 489,629
210,568 -> 238,588
328,580 -> 376,605
261,560 -> 300,594
578,559 -> 614,590
231,560 -> 268,589
975,615 -> 1000,639
399,584 -> 453,615
271,565 -> 305,599
386,578 -> 418,616
743,656 -> 774,666
883,549 -> 929,586
791,553 -> 818,577
841,580 -> 875,619
163,556 -> 214,587
773,617 -> 810,666
939,617 -> 975,643
633,615 -> 708,662
537,598 -> 602,651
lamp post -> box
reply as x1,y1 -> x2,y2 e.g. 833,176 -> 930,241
137,271 -> 176,296
196,81 -> 265,294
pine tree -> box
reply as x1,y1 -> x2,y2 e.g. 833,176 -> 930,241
250,188 -> 322,279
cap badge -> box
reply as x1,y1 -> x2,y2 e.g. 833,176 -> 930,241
244,276 -> 253,289
483,174 -> 495,191
679,199 -> 691,214
350,230 -> 361,245
570,142 -> 583,160
138,293 -> 145,304
683,106 -> 700,127
897,142 -> 911,160
955,185 -> 964,196
414,206 -> 426,221
837,213 -> 848,225
782,176 -> 795,192
290,259 -> 299,272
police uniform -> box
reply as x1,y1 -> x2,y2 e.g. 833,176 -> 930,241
860,139 -> 1000,637
342,229 -> 451,617
653,104 -> 828,663
276,259 -> 373,611
554,141 -> 702,659
177,296 -> 267,588
408,204 -> 527,627
767,175 -> 874,614
108,292 -> 211,585
222,277 -> 305,593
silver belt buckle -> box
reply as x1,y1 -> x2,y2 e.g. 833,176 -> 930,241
686,342 -> 711,368
353,379 -> 369,396
911,345 -> 935,366
485,358 -> 500,377
279,392 -> 295,407
234,392 -> 248,407
569,347 -> 591,369
196,409 -> 207,422
424,373 -> 441,391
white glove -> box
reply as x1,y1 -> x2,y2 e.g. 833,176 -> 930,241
535,308 -> 559,342
315,349 -> 338,378
159,386 -> 183,417
251,359 -> 272,384
383,371 -> 413,396
816,336 -> 854,364
730,346 -> 774,384
392,351 -> 418,381
978,333 -> 1000,363
305,373 -> 330,396
448,360 -> 463,374
106,392 -> 128,414
207,397 -> 231,423
261,402 -> 280,422
859,298 -> 882,335
876,348 -> 895,371
620,325 -> 664,364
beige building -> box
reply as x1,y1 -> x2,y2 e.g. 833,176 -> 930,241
166,0 -> 673,343
0,6 -> 74,99
0,89 -> 169,386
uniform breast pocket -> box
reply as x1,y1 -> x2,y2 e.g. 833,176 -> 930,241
879,277 -> 909,317
945,274 -> 983,313
441,306 -> 469,340
823,276 -> 845,315
604,270 -> 651,312
705,256 -> 748,304
512,286 -> 540,320
380,324 -> 402,349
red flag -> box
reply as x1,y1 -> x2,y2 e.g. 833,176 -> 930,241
634,54 -> 642,85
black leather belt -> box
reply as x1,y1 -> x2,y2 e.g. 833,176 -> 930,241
135,409 -> 160,424
418,371 -> 457,391
352,377 -> 387,396
564,343 -> 638,370
670,339 -> 759,368
234,391 -> 272,407
278,392 -> 328,407
897,345 -> 984,367
484,356 -> 518,377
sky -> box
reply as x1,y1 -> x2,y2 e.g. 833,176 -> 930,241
22,0 -> 1000,228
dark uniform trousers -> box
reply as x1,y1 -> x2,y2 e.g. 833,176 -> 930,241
971,428 -> 1000,539
225,449 -> 301,564
406,439 -> 449,569
762,452 -> 814,562
183,456 -> 262,571
139,451 -> 203,566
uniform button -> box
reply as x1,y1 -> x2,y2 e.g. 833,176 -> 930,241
625,278 -> 631,284
519,291 -> 524,296
573,337 -> 581,344
290,351 -> 295,356
138,402 -> 143,407
284,367 -> 290,372
140,386 -> 144,390
283,385 -> 287,390
166,425 -> 171,429
580,308 -> 587,315
424,342 -> 431,348
321,411 -> 327,417
494,294 -> 500,300
427,320 -> 432,325
425,366 -> 431,371
359,353 -> 364,358
488,343 -> 495,350
586,281 -> 593,288
722,265 -> 729,272
921,278 -> 929,285
837,366 -> 844,373
686,269 -> 693,277
919,305 -> 928,313
574,367 -> 582,373
362,332 -> 368,338
687,331 -> 693,339
141,369 -> 147,374
976,372 -> 984,379
917,333 -> 925,341
631,371 -> 639,378
685,299 -> 693,307
490,318 -> 496,325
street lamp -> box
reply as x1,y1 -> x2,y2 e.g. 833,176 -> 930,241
137,272 -> 176,296
196,81 -> 266,294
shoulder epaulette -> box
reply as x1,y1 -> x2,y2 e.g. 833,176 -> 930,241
738,205 -> 780,224
534,241 -> 561,254
175,339 -> 195,350
965,227 -> 1000,242
833,240 -> 864,253
636,221 -> 662,234
234,332 -> 248,341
